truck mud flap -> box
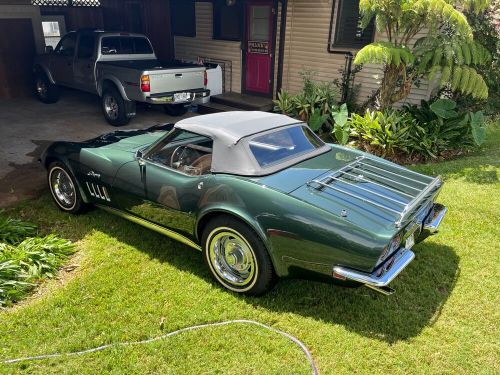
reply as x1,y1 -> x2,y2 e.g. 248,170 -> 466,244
125,100 -> 136,118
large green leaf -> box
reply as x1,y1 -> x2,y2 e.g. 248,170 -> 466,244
333,125 -> 350,145
332,103 -> 349,127
308,111 -> 329,132
469,111 -> 486,146
430,99 -> 458,119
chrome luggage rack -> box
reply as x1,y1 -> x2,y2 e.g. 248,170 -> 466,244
307,156 -> 442,227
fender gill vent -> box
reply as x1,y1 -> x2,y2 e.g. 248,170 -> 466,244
86,182 -> 110,201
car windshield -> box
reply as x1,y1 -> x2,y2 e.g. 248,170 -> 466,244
249,125 -> 324,168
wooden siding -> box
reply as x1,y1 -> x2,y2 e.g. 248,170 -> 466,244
174,1 -> 242,93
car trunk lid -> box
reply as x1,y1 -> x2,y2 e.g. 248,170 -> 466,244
147,66 -> 205,94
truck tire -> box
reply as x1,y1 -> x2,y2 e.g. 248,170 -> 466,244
164,104 -> 189,117
102,87 -> 131,127
35,72 -> 59,104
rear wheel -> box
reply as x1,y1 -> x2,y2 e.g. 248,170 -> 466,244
202,216 -> 276,295
164,104 -> 189,117
48,162 -> 88,214
102,87 -> 131,126
35,72 -> 59,104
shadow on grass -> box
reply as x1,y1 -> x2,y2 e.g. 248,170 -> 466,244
38,202 -> 457,344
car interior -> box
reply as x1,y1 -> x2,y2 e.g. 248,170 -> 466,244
149,136 -> 213,176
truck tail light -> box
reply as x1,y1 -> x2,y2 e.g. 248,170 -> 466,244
140,75 -> 150,92
204,71 -> 208,88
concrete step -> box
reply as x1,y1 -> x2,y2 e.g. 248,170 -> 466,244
197,102 -> 242,114
210,92 -> 274,112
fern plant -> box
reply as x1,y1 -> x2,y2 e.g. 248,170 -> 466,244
354,0 -> 491,109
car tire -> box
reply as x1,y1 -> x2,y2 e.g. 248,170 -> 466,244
35,72 -> 59,104
102,87 -> 131,127
164,104 -> 189,117
202,215 -> 276,296
48,162 -> 88,214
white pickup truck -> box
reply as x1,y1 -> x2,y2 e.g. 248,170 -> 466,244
33,29 -> 210,126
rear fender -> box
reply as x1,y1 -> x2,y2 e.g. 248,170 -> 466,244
98,76 -> 129,100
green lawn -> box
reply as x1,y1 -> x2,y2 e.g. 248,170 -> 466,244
1,125 -> 499,374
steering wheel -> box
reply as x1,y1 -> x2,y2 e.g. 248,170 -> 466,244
170,145 -> 187,169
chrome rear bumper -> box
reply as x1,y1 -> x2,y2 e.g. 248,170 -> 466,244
333,248 -> 415,295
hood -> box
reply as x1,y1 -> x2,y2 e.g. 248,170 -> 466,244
258,144 -> 442,235
83,124 -> 173,152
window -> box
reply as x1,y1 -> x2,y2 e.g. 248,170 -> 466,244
249,126 -> 324,168
330,0 -> 375,49
101,36 -> 153,55
148,130 -> 213,176
55,32 -> 77,57
77,34 -> 95,59
213,0 -> 242,41
171,0 -> 196,37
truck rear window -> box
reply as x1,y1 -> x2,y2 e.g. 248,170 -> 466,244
101,36 -> 153,55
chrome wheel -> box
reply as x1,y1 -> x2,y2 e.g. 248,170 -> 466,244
208,229 -> 257,288
49,167 -> 76,210
104,95 -> 119,120
36,78 -> 48,99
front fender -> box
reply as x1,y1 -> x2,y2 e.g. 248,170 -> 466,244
34,62 -> 55,84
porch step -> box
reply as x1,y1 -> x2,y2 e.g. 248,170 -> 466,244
210,92 -> 274,112
197,102 -> 242,114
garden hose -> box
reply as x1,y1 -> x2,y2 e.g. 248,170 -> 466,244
2,319 -> 318,375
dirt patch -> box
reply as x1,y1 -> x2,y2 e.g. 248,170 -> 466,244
0,140 -> 51,208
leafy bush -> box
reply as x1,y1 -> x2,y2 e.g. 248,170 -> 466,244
349,110 -> 414,156
273,71 -> 340,129
0,211 -> 36,244
0,214 -> 75,308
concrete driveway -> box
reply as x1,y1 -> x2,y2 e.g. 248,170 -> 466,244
0,89 -> 196,207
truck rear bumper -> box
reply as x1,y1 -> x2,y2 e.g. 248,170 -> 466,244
146,88 -> 210,105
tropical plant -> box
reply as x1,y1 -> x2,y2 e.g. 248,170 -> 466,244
331,103 -> 350,145
354,0 -> 492,109
308,108 -> 329,132
273,90 -> 295,116
348,109 -> 414,156
0,213 -> 75,307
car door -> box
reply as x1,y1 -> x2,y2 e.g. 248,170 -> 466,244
73,33 -> 97,93
50,32 -> 77,86
112,129 -> 214,240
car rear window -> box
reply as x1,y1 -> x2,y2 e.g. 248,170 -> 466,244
249,125 -> 325,168
101,36 -> 154,55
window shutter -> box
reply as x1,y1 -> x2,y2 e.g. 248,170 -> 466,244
332,0 -> 374,49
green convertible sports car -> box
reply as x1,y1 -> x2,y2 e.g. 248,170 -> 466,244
41,111 -> 447,296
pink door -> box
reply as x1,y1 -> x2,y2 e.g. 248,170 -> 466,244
244,1 -> 274,96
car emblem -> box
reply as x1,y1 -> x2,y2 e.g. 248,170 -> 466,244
87,171 -> 101,179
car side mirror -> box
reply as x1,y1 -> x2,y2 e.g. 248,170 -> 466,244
45,46 -> 54,54
135,150 -> 144,159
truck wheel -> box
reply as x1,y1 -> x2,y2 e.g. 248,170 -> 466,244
202,215 -> 276,296
102,87 -> 131,126
164,104 -> 189,117
35,73 -> 59,104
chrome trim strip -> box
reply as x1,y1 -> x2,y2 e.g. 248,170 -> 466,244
341,170 -> 417,199
423,203 -> 448,234
96,204 -> 202,251
333,248 -> 415,287
356,159 -> 432,185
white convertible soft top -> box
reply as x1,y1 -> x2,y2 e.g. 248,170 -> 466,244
174,111 -> 330,176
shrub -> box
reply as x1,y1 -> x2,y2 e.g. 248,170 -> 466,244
0,214 -> 75,308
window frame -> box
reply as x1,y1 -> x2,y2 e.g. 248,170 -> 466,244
328,0 -> 375,51
76,34 -> 96,60
170,0 -> 197,38
213,0 -> 243,42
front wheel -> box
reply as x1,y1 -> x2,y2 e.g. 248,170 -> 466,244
48,162 -> 88,214
202,216 -> 276,296
102,87 -> 131,126
164,103 -> 189,117
35,73 -> 59,104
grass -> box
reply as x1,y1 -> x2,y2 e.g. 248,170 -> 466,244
0,124 -> 499,374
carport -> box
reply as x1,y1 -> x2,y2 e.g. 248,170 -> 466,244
0,0 -> 191,206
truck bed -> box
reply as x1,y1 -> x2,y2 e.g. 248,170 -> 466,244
97,59 -> 203,71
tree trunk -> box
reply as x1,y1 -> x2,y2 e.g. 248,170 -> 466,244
378,64 -> 413,110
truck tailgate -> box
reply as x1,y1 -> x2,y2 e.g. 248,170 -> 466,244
148,67 -> 205,94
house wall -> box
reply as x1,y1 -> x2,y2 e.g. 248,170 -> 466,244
174,1 -> 242,93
